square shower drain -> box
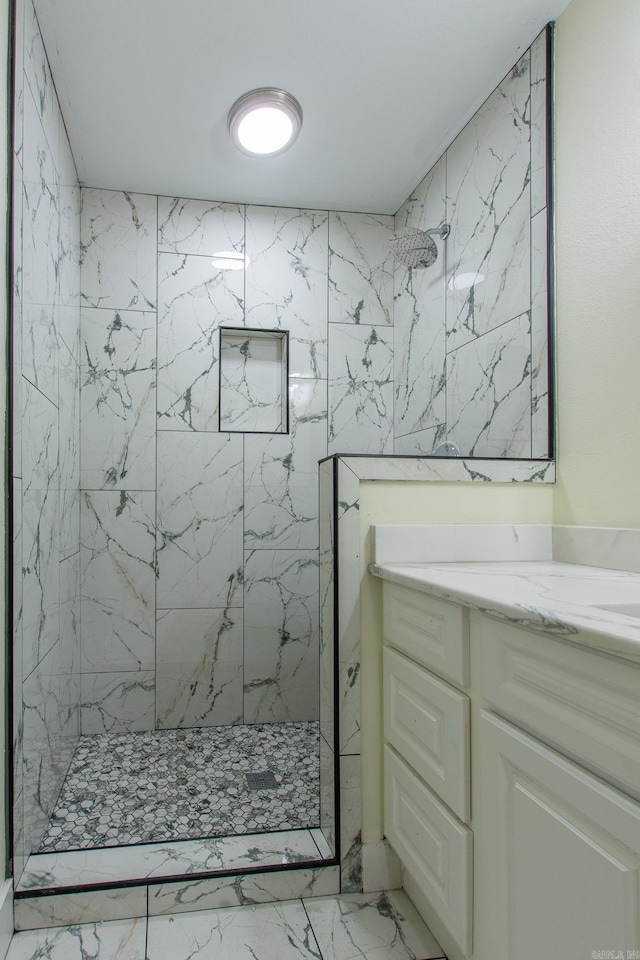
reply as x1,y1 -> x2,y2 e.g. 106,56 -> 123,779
246,770 -> 278,791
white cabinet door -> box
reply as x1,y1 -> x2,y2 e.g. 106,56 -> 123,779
475,710 -> 640,960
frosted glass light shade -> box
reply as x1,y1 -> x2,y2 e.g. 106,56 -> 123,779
228,88 -> 303,157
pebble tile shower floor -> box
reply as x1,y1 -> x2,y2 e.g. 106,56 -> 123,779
39,722 -> 320,852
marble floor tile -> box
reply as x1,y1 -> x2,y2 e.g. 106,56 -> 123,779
7,917 -> 146,960
147,899 -> 322,960
19,829 -> 327,894
303,890 -> 445,960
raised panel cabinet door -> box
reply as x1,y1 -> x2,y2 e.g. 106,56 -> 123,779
474,710 -> 640,960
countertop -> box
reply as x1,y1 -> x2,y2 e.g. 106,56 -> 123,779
369,560 -> 640,663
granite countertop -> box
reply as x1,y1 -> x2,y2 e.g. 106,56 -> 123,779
369,560 -> 640,663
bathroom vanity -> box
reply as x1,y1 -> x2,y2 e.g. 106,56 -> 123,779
371,554 -> 640,960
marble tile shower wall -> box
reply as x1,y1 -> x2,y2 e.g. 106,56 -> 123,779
12,0 -> 82,878
393,29 -> 550,458
78,193 -> 395,731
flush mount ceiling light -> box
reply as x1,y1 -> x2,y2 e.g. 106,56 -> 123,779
228,88 -> 303,157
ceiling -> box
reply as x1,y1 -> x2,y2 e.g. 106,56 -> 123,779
34,0 -> 571,215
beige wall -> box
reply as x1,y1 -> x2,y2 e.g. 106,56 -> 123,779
553,0 -> 640,527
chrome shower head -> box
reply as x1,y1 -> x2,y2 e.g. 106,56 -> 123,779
389,224 -> 450,269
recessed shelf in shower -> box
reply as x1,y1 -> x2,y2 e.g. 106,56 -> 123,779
219,327 -> 289,433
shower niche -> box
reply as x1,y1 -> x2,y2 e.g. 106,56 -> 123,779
219,327 -> 289,433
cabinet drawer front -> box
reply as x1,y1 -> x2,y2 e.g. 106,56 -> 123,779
383,582 -> 469,687
384,745 -> 472,954
479,616 -> 640,798
384,646 -> 470,822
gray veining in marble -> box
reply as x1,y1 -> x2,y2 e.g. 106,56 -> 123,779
80,308 -> 156,490
157,251 -> 243,431
328,324 -> 393,455
243,549 -> 320,723
156,432 -> 243,608
80,188 -> 157,311
245,206 -> 328,380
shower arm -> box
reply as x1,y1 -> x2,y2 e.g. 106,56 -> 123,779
425,224 -> 450,241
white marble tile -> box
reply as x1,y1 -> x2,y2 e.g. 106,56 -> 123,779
393,293 -> 446,439
337,454 -> 554,484
245,206 -> 328,379
80,491 -> 156,673
328,324 -> 393,455
157,251 -> 243,431
244,378 -> 327,550
14,886 -> 148,930
328,212 -> 393,326
22,174 -> 59,311
13,0 -> 24,171
80,188 -> 157,311
148,865 -> 340,916
243,549 -> 319,723
19,829 -> 325,891
147,900 -> 322,960
339,661 -> 360,755
156,432 -> 243,608
219,328 -> 287,433
7,917 -> 146,960
59,341 -> 80,559
22,487 -> 60,679
372,523 -> 553,565
22,643 -> 68,856
80,307 -> 156,490
393,425 -> 446,455
80,671 -> 155,735
531,206 -> 550,458
531,28 -> 549,218
446,54 -> 531,349
312,827 -> 333,860
304,890 -> 444,960
21,84 -> 59,308
22,376 -> 59,494
319,734 -> 336,858
12,173 -> 23,479
156,608 -> 243,728
447,311 -> 532,457
59,550 -> 81,685
319,458 -> 335,748
22,302 -> 57,404
158,196 -> 245,256
58,183 -> 81,310
339,754 -> 362,892
58,303 -> 81,367
336,460 -> 361,666
23,0 -> 59,169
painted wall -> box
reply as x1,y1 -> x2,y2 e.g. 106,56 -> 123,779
11,0 -> 82,877
393,29 -> 550,459
553,0 -> 640,527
